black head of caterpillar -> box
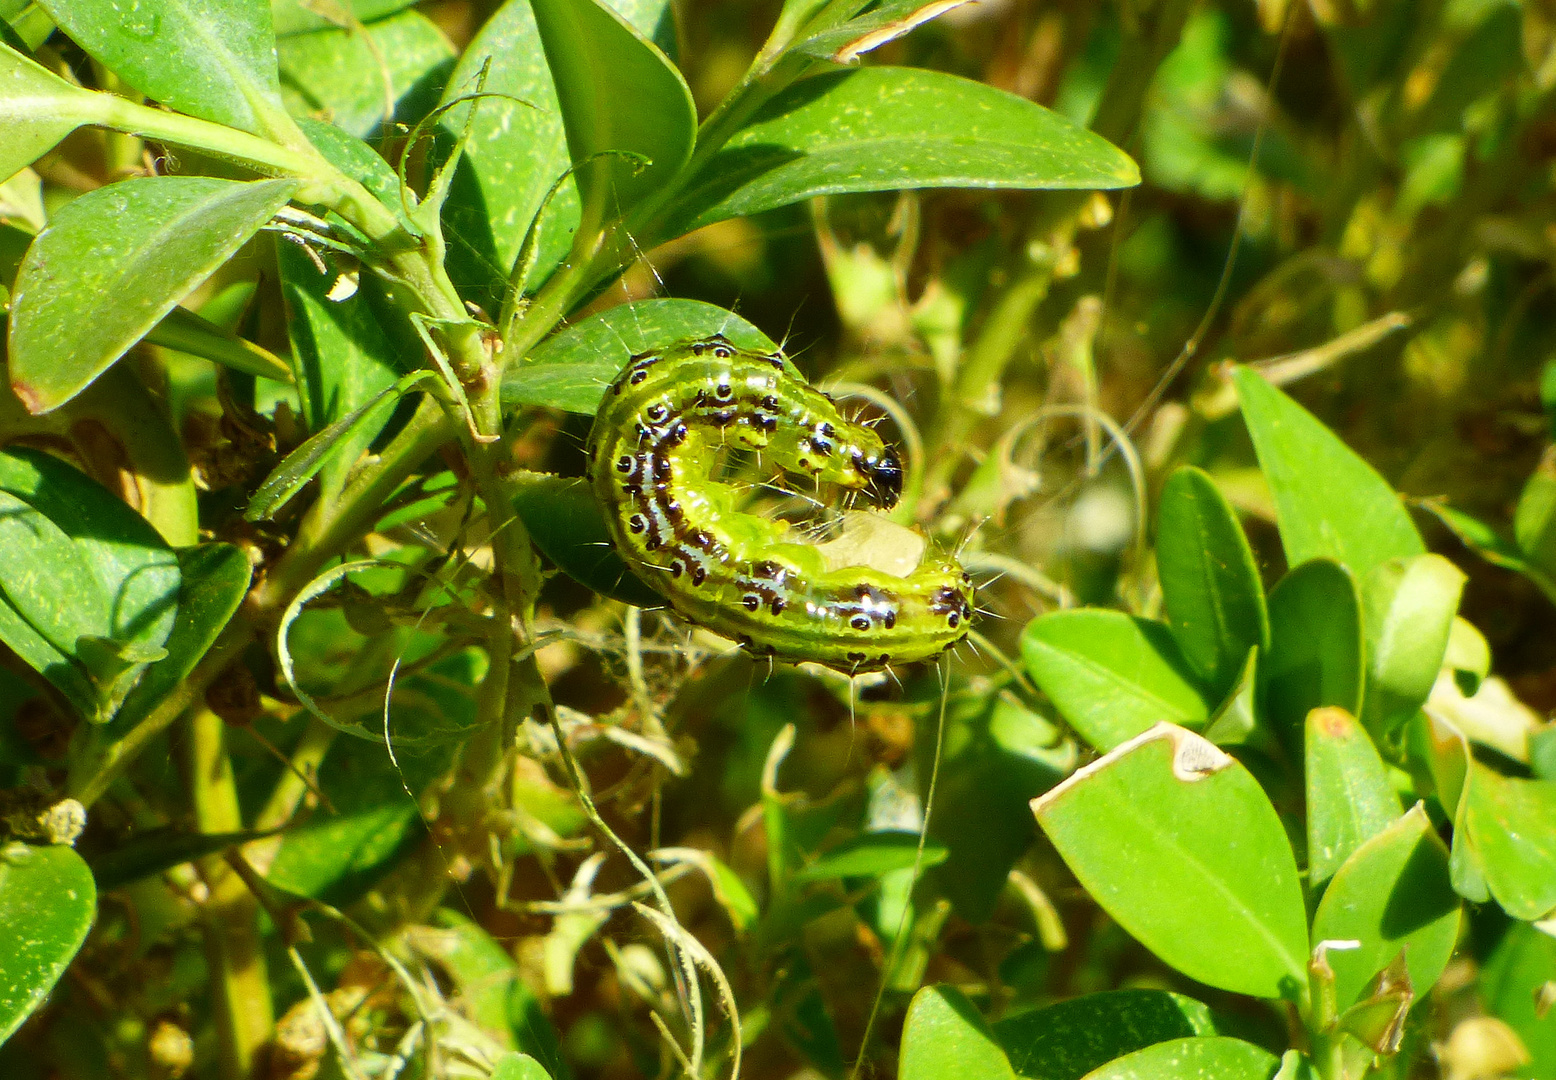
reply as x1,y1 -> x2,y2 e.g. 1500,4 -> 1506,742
588,336 -> 973,671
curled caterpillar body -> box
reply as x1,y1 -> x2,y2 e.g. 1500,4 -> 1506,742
587,335 -> 974,672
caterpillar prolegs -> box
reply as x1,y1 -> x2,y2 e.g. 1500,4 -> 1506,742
587,336 -> 974,672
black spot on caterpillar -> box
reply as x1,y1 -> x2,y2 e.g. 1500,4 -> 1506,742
587,335 -> 973,671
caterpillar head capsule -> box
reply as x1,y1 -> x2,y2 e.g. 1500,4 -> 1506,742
862,447 -> 903,508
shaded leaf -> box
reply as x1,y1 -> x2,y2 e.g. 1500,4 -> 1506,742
794,830 -> 947,881
1081,1036 -> 1281,1079
1263,559 -> 1364,747
1310,804 -> 1460,1009
510,475 -> 662,608
992,989 -> 1217,1080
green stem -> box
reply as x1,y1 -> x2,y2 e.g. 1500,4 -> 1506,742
188,706 -> 273,1078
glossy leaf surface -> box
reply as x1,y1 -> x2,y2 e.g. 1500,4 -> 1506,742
0,43 -> 93,184
1459,762 -> 1556,919
992,989 -> 1216,1080
1264,559 -> 1364,745
1305,707 -> 1399,898
1156,465 -> 1269,700
1081,1037 -> 1281,1079
1021,610 -> 1209,750
1033,724 -> 1308,999
37,0 -> 287,134
662,66 -> 1139,237
502,299 -> 776,414
9,176 -> 298,413
0,842 -> 95,1043
1233,366 -> 1424,582
1310,804 -> 1460,1008
1359,554 -> 1465,738
899,984 -> 1017,1080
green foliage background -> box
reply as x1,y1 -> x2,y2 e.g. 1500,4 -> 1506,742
1,0 -> 1556,1078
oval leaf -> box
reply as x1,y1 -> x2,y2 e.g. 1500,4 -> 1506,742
0,841 -> 96,1043
1233,366 -> 1424,582
510,475 -> 664,608
0,43 -> 95,184
1081,1036 -> 1280,1080
1460,761 -> 1556,920
1156,466 -> 1269,701
1310,803 -> 1460,1010
37,0 -> 288,135
900,984 -> 1017,1080
9,176 -> 299,413
531,0 -> 695,214
1305,707 -> 1399,899
1359,554 -> 1465,739
661,66 -> 1139,237
502,299 -> 777,414
1020,609 -> 1210,751
1264,559 -> 1364,747
1032,724 -> 1308,999
993,989 -> 1217,1080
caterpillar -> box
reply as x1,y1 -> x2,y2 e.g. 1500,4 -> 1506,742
587,335 -> 974,672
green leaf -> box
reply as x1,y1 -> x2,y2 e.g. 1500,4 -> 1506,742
1515,455 -> 1556,575
143,304 -> 293,383
1459,761 -> 1556,920
792,0 -> 967,61
1080,1036 -> 1281,1079
1359,554 -> 1465,739
1310,804 -> 1460,1009
1,1 -> 55,50
247,373 -> 426,522
510,475 -> 663,608
1156,465 -> 1270,701
1033,724 -> 1308,999
659,66 -> 1139,238
502,299 -> 777,414
1305,707 -> 1399,899
900,984 -> 1018,1080
107,543 -> 252,737
0,447 -> 180,722
436,0 -> 676,309
491,1054 -> 552,1080
0,43 -> 95,185
276,10 -> 453,139
1480,920 -> 1556,1078
36,0 -> 288,136
1263,559 -> 1364,746
277,240 -> 409,497
794,830 -> 947,881
530,0 -> 695,215
992,989 -> 1217,1080
271,0 -> 417,36
1233,366 -> 1424,582
0,841 -> 96,1043
1020,610 -> 1210,751
9,176 -> 299,413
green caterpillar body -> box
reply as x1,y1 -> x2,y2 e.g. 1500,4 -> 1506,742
587,336 -> 974,672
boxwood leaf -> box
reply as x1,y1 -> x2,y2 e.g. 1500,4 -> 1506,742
1305,707 -> 1399,899
0,841 -> 96,1043
1310,804 -> 1460,1009
510,475 -> 663,608
1459,761 -> 1556,920
1033,723 -> 1308,1000
1156,465 -> 1269,700
1020,609 -> 1210,751
1081,1036 -> 1281,1079
1359,554 -> 1465,740
793,830 -> 947,881
530,0 -> 695,215
900,984 -> 1017,1080
1233,366 -> 1424,582
0,43 -> 96,184
36,0 -> 289,136
502,299 -> 776,414
659,66 -> 1139,238
992,989 -> 1216,1080
1264,559 -> 1364,748
9,176 -> 299,413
